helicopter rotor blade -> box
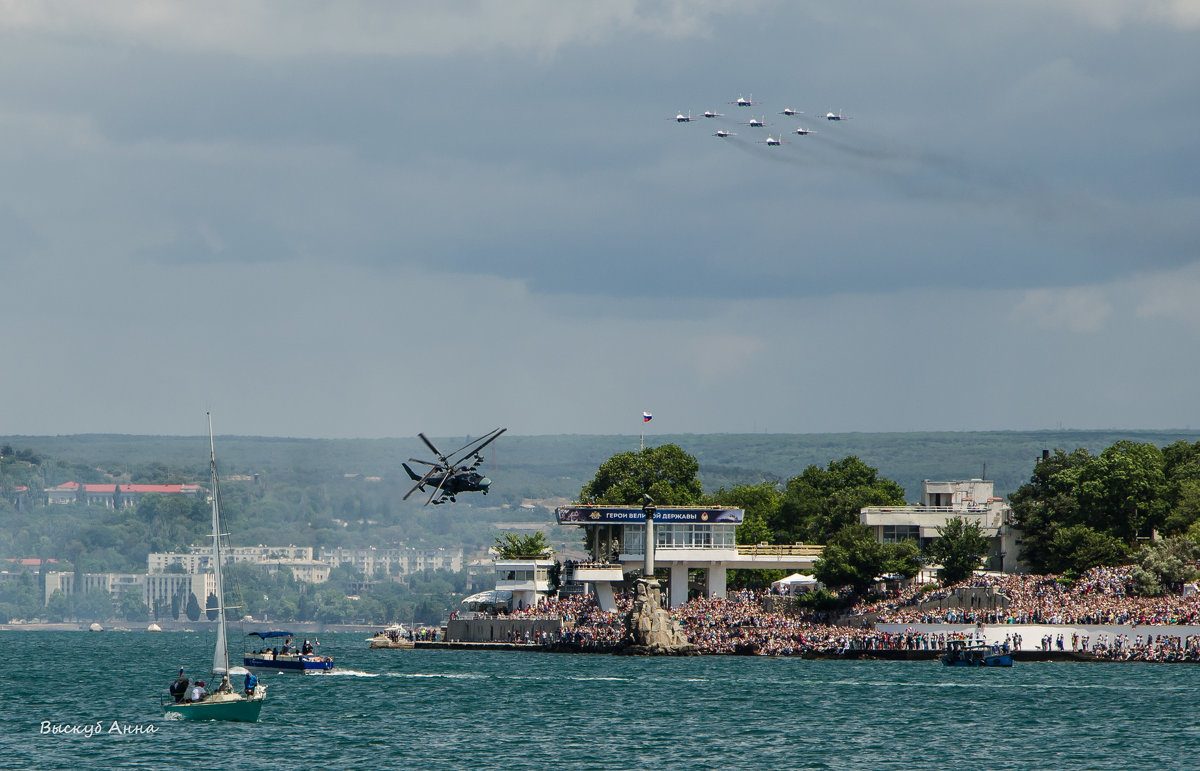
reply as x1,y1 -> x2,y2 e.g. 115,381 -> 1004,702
403,466 -> 442,500
426,471 -> 451,506
449,428 -> 507,466
442,427 -> 507,466
418,433 -> 449,465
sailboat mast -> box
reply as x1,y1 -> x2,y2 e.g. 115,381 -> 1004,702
208,413 -> 229,676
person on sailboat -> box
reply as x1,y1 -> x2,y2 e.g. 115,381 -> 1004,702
169,669 -> 189,703
243,671 -> 258,696
189,680 -> 207,703
216,674 -> 233,694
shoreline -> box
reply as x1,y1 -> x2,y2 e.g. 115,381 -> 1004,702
411,640 -> 1194,662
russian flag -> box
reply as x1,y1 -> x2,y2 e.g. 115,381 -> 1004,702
642,411 -> 653,423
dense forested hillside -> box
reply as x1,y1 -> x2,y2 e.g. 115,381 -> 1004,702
6,430 -> 1200,623
8,429 -> 1200,500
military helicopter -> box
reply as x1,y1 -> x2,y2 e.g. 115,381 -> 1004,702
402,427 -> 507,505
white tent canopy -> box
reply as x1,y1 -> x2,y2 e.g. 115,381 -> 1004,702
461,589 -> 513,610
771,573 -> 821,595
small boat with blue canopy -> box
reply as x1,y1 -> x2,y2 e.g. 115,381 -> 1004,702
941,640 -> 1014,667
244,630 -> 334,673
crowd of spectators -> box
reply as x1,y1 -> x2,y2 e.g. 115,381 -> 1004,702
457,563 -> 1200,661
855,565 -> 1200,626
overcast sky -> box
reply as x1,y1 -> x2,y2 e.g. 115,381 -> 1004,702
2,1 -> 1198,439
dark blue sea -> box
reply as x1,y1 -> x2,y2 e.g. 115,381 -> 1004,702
4,631 -> 1200,770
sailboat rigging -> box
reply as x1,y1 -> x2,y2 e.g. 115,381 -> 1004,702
163,413 -> 266,722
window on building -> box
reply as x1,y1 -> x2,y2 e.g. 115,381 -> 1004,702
881,525 -> 920,542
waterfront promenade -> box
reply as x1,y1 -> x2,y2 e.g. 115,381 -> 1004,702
482,563 -> 1200,662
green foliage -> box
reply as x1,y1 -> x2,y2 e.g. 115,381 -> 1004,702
185,592 -> 201,621
1161,440 -> 1200,535
1076,441 -> 1167,542
813,525 -> 888,597
704,482 -> 780,545
771,456 -> 905,544
1011,440 -> 1198,573
493,531 -> 552,558
580,444 -> 703,505
795,588 -> 846,612
727,568 -> 786,591
1131,536 -> 1200,596
1044,525 -> 1129,574
883,539 -> 923,580
118,591 -> 150,621
75,587 -> 115,622
925,517 -> 990,585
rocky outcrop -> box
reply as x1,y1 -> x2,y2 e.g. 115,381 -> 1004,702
619,578 -> 697,656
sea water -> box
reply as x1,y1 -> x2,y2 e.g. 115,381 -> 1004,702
3,631 -> 1199,770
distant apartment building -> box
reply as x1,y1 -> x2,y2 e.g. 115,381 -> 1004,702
318,546 -> 465,577
43,570 -> 216,614
147,544 -> 330,584
45,482 -> 204,509
859,479 -> 1021,573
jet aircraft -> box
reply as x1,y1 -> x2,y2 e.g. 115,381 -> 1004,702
729,94 -> 760,107
713,129 -> 737,138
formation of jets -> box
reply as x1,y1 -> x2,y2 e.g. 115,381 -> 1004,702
672,93 -> 850,146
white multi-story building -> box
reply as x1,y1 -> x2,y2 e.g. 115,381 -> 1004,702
147,544 -> 328,583
859,479 -> 1021,573
43,570 -> 216,615
318,546 -> 464,577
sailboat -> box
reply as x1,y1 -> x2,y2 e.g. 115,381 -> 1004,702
164,414 -> 266,722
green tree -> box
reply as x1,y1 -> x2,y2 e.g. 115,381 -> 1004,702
925,517 -> 990,585
882,539 -> 923,581
771,456 -> 905,544
813,525 -> 887,597
494,531 -> 552,558
119,591 -> 150,621
1131,536 -> 1200,596
185,592 -> 202,622
1076,441 -> 1166,543
580,444 -> 702,505
1010,448 -> 1093,572
1162,440 -> 1200,535
704,482 -> 780,545
75,588 -> 115,621
46,589 -> 73,622
1044,525 -> 1128,575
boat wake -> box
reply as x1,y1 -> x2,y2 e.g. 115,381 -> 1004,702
310,669 -> 378,677
386,672 -> 487,680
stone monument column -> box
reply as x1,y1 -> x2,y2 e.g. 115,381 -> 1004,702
620,495 -> 697,655
642,494 -> 656,578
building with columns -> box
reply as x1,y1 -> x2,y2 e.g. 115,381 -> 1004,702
555,505 -> 823,610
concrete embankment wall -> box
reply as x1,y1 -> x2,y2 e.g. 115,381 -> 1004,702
875,622 -> 1200,647
445,618 -> 564,643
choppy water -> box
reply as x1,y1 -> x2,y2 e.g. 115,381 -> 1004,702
4,631 -> 1200,770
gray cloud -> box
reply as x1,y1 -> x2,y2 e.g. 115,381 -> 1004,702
1,2 -> 1198,436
